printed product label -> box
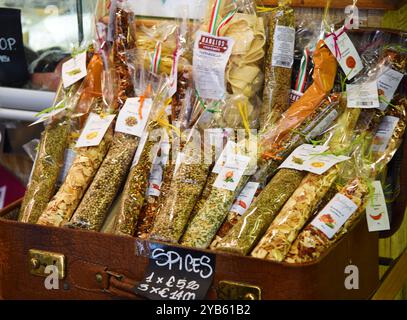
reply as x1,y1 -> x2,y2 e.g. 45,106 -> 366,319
371,116 -> 399,153
62,51 -> 87,88
115,97 -> 153,137
324,27 -> 363,80
230,182 -> 259,216
377,67 -> 404,110
147,165 -> 164,197
289,89 -> 303,104
366,181 -> 390,232
347,81 -> 380,109
279,144 -> 349,175
272,26 -> 295,68
311,193 -> 358,239
213,153 -> 250,192
76,113 -> 115,148
193,31 -> 234,99
212,141 -> 237,174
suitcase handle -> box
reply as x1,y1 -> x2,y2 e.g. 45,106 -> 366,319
102,270 -> 143,299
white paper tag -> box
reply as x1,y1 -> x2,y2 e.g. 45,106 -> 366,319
76,113 -> 115,148
230,182 -> 259,216
324,27 -> 363,80
377,67 -> 404,111
347,81 -> 380,109
132,132 -> 149,167
193,31 -> 234,100
147,164 -> 164,197
311,193 -> 358,239
58,148 -> 76,183
272,26 -> 295,68
366,181 -> 390,232
212,141 -> 237,174
279,144 -> 349,175
115,97 -> 153,137
62,51 -> 87,88
213,154 -> 250,192
0,185 -> 6,210
371,116 -> 399,153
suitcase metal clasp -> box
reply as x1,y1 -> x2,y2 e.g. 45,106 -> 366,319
28,249 -> 66,279
217,280 -> 262,300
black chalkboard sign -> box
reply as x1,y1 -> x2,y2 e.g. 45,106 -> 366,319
0,8 -> 29,87
135,242 -> 216,300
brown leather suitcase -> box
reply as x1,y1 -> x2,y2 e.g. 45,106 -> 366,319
0,141 -> 406,300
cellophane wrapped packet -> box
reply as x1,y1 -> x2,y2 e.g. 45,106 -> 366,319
65,5 -> 139,231
18,82 -> 83,224
112,80 -> 173,236
285,96 -> 407,264
149,100 -> 229,243
37,53 -> 112,227
259,0 -> 294,130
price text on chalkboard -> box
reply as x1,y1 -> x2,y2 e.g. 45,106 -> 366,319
135,243 -> 216,300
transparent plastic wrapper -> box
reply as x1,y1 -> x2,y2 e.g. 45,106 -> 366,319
65,6 -> 139,231
251,96 -> 362,261
112,83 -> 172,236
219,1 -> 266,99
259,40 -> 337,149
285,177 -> 369,263
180,134 -> 257,249
37,98 -> 113,227
254,93 -> 343,186
18,84 -> 82,224
214,94 -> 357,256
260,0 -> 294,130
285,98 -> 407,264
149,103 -> 225,243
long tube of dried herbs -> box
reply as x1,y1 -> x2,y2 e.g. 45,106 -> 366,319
149,137 -> 212,243
65,6 -> 139,231
18,84 -> 80,224
260,0 -> 295,130
37,100 -> 113,227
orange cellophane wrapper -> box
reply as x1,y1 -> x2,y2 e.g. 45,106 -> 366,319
260,40 -> 337,151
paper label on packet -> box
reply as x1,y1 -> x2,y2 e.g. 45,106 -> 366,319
347,81 -> 380,109
289,90 -> 303,105
272,26 -> 295,68
213,153 -> 250,192
62,51 -> 87,88
324,27 -> 363,80
230,182 -> 259,216
147,164 -> 163,197
377,67 -> 404,111
311,193 -> 358,239
279,144 -> 349,175
371,116 -> 399,153
212,141 -> 238,174
366,181 -> 390,232
193,31 -> 234,100
76,113 -> 115,148
116,97 -> 153,137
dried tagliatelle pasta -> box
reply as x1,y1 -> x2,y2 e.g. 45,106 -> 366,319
18,83 -> 82,224
37,99 -> 113,227
259,0 -> 295,130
